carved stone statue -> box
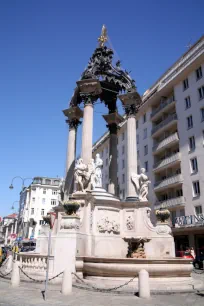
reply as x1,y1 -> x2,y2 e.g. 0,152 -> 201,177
131,168 -> 151,201
94,153 -> 103,188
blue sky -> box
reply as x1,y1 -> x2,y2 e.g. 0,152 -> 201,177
0,0 -> 203,217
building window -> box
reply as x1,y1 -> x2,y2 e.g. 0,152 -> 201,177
41,209 -> 45,216
45,179 -> 51,185
53,180 -> 59,186
198,86 -> 204,100
42,198 -> 46,204
143,128 -> 147,139
122,189 -> 125,199
186,115 -> 193,129
195,206 -> 202,216
188,136 -> 195,151
144,161 -> 148,172
43,188 -> 46,194
200,108 -> 204,122
136,120 -> 139,129
122,174 -> 125,184
192,181 -> 200,197
179,209 -> 185,217
106,146 -> 108,154
144,145 -> 148,155
190,157 -> 198,173
106,158 -> 108,166
184,96 -> 191,109
122,159 -> 125,169
31,208 -> 34,215
32,197 -> 35,203
196,66 -> 203,81
176,189 -> 183,197
122,132 -> 125,141
136,135 -> 139,144
122,145 -> 125,155
51,199 -> 57,206
183,78 -> 189,91
32,188 -> 36,192
143,113 -> 146,123
52,190 -> 58,195
39,220 -> 45,225
137,150 -> 139,159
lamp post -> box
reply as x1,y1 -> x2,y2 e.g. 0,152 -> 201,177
9,176 -> 33,191
11,201 -> 19,213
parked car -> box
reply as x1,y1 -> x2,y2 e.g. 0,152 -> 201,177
193,252 -> 204,269
176,251 -> 194,259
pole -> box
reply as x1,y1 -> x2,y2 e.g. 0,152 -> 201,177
44,229 -> 51,300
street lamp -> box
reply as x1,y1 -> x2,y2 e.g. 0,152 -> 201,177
9,176 -> 33,191
11,201 -> 20,212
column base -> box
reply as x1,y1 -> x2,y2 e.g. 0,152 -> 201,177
125,196 -> 139,202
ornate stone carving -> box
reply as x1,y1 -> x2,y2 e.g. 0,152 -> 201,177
93,153 -> 103,188
60,220 -> 80,230
67,118 -> 81,130
156,225 -> 172,235
124,104 -> 139,117
126,216 -> 134,230
74,158 -> 95,192
97,217 -> 120,234
131,168 -> 151,201
124,237 -> 150,258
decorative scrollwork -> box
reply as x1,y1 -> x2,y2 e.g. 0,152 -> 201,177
124,104 -> 139,117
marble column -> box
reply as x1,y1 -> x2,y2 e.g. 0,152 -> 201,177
103,112 -> 123,195
81,101 -> 94,165
14,221 -> 18,234
11,224 -> 14,234
63,106 -> 83,198
119,91 -> 142,201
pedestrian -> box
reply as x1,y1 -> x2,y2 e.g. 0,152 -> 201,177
190,247 -> 195,259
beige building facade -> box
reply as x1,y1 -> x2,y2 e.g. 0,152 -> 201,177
93,36 -> 204,255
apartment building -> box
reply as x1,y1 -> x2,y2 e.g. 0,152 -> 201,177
92,36 -> 204,254
18,176 -> 62,239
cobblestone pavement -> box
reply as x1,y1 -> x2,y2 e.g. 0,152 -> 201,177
0,272 -> 203,306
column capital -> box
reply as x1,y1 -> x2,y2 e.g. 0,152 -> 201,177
66,118 -> 81,130
103,112 -> 123,134
124,104 -> 139,117
80,93 -> 97,106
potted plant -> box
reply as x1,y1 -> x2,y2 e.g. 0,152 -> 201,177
155,209 -> 170,223
62,200 -> 80,216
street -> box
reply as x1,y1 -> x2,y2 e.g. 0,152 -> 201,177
0,272 -> 203,306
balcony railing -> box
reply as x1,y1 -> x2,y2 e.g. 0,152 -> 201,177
155,196 -> 185,209
153,152 -> 181,171
152,132 -> 179,153
151,96 -> 175,118
154,174 -> 183,191
151,114 -> 177,136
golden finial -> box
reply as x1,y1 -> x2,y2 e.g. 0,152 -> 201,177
98,25 -> 108,47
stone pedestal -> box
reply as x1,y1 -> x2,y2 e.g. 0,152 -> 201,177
103,112 -> 123,195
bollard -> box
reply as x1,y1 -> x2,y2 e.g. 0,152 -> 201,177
138,269 -> 150,299
6,255 -> 13,273
61,268 -> 72,295
11,261 -> 20,288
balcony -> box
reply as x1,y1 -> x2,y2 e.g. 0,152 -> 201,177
154,174 -> 183,191
151,114 -> 177,137
153,152 -> 181,172
151,96 -> 175,120
155,196 -> 185,210
153,132 -> 179,154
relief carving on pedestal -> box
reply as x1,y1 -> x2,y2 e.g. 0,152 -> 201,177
97,217 -> 120,234
126,216 -> 134,230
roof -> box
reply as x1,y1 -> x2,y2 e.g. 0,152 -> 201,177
4,213 -> 18,219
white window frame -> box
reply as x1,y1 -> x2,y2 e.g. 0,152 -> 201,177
200,108 -> 204,122
41,209 -> 45,216
198,86 -> 204,100
190,157 -> 198,174
188,136 -> 195,151
195,205 -> 202,216
51,199 -> 57,206
144,145 -> 148,156
196,66 -> 203,81
192,181 -> 200,197
183,78 -> 189,91
184,96 -> 191,109
31,208 -> 34,215
186,115 -> 193,129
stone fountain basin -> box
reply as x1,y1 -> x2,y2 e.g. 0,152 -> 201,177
76,256 -> 203,291
76,256 -> 193,278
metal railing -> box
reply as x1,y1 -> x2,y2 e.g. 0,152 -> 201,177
151,96 -> 175,118
151,114 -> 177,135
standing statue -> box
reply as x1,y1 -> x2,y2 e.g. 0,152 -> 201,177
131,168 -> 151,201
94,153 -> 103,188
74,158 -> 96,192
